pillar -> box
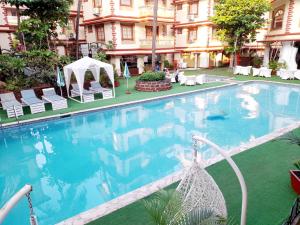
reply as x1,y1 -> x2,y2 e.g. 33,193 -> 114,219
194,53 -> 198,69
110,56 -> 121,76
137,55 -> 145,74
199,52 -> 209,68
263,44 -> 270,67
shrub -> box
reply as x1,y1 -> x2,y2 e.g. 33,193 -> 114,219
138,71 -> 165,81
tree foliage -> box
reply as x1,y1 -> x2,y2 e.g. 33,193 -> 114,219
211,0 -> 270,50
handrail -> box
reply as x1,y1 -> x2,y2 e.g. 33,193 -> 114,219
192,135 -> 248,225
0,184 -> 32,224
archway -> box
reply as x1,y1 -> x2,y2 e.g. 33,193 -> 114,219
294,42 -> 300,69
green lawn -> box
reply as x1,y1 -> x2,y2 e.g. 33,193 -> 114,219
88,129 -> 300,225
0,77 -> 224,124
2,67 -> 300,124
184,67 -> 300,84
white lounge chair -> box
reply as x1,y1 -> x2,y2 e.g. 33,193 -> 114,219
233,66 -> 242,75
42,88 -> 68,110
178,73 -> 187,85
21,89 -> 45,114
294,70 -> 300,80
196,74 -> 205,84
260,67 -> 272,78
0,92 -> 24,118
240,66 -> 252,76
185,76 -> 196,86
71,83 -> 95,102
89,81 -> 113,99
252,68 -> 260,77
280,70 -> 294,80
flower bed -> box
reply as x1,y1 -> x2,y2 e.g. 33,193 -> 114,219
135,79 -> 172,92
135,71 -> 172,92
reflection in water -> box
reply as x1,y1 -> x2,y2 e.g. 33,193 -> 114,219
1,83 -> 300,225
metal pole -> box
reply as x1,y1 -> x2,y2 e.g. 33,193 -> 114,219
75,0 -> 82,59
192,135 -> 248,225
151,0 -> 159,71
0,184 -> 32,223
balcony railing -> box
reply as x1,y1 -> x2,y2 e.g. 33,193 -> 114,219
139,5 -> 174,18
140,38 -> 174,48
6,16 -> 28,25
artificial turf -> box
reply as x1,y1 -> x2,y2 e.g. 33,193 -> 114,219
0,77 -> 224,124
88,129 -> 300,225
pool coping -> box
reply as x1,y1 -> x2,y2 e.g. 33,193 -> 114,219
1,82 -> 235,128
56,80 -> 300,225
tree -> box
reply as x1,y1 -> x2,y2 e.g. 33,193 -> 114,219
18,18 -> 50,49
21,0 -> 73,49
75,0 -> 81,59
151,0 -> 158,71
211,0 -> 270,67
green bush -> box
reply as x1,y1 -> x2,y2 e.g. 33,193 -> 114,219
138,71 -> 165,81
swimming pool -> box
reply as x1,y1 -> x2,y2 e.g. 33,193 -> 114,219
1,81 -> 300,225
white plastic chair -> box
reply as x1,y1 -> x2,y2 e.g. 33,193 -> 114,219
260,67 -> 272,78
196,74 -> 205,84
185,76 -> 196,86
294,70 -> 300,80
280,70 -> 294,80
252,68 -> 260,77
233,66 -> 242,75
179,75 -> 187,85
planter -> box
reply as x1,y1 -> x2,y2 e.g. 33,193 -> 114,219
135,79 -> 172,92
290,170 -> 300,194
114,80 -> 120,87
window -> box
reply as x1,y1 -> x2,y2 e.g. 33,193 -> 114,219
10,9 -> 17,17
272,6 -> 284,30
162,25 -> 167,36
96,25 -> 105,41
93,0 -> 102,7
121,24 -> 134,40
120,0 -> 132,6
188,2 -> 198,15
88,25 -> 93,33
177,28 -> 182,34
188,28 -> 197,42
177,4 -> 182,10
145,26 -> 159,38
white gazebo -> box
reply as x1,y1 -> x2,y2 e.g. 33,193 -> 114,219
63,56 -> 115,103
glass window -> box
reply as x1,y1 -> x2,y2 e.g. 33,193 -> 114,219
96,25 -> 105,41
122,24 -> 134,40
272,7 -> 284,30
145,26 -> 159,38
177,4 -> 182,10
120,0 -> 131,6
88,25 -> 93,33
188,28 -> 197,42
93,0 -> 102,7
189,2 -> 198,15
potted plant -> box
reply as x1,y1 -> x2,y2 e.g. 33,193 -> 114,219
280,132 -> 300,194
252,56 -> 263,68
268,60 -> 279,75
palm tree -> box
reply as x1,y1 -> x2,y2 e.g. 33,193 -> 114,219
144,189 -> 227,225
151,0 -> 158,71
75,0 -> 82,59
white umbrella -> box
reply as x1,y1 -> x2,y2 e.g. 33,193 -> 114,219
123,62 -> 131,94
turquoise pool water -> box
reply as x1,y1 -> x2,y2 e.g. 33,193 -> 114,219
1,82 -> 300,225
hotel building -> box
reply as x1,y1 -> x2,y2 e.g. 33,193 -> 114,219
0,0 -> 285,74
262,0 -> 300,70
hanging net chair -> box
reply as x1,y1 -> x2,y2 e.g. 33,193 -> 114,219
176,161 -> 227,218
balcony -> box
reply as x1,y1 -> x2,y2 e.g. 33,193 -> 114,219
6,16 -> 28,26
140,37 -> 174,48
139,5 -> 174,18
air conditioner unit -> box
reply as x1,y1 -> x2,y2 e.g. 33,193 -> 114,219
93,7 -> 101,16
69,33 -> 75,39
